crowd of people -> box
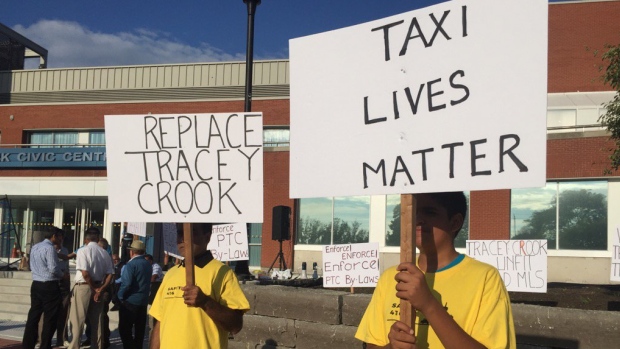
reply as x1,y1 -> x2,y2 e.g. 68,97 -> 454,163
21,192 -> 516,349
21,222 -> 250,349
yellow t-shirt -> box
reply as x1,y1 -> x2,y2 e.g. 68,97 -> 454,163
355,255 -> 516,349
149,256 -> 250,349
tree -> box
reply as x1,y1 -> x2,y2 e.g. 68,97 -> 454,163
296,217 -> 369,245
333,218 -> 369,244
386,204 -> 401,246
513,189 -> 607,250
296,217 -> 330,245
598,43 -> 620,173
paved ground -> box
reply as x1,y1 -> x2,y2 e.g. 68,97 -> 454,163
0,319 -> 144,349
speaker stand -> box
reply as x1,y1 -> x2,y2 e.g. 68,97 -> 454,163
268,239 -> 287,274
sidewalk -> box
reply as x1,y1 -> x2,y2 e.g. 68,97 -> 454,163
0,319 -> 142,349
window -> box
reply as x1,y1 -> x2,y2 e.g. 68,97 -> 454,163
296,196 -> 370,245
89,131 -> 105,145
248,223 -> 262,267
29,131 -> 78,148
385,193 -> 470,248
385,195 -> 400,247
263,127 -> 289,147
547,109 -> 576,129
511,181 -> 607,250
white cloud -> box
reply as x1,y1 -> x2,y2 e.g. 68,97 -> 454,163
14,20 -> 246,69
511,184 -> 557,211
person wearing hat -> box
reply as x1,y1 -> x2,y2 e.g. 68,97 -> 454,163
117,239 -> 152,349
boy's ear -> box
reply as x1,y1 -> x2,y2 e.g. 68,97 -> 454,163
449,213 -> 465,236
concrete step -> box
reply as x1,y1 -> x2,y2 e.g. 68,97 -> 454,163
0,306 -> 120,325
0,278 -> 32,287
0,285 -> 31,294
0,310 -> 28,322
2,301 -> 31,314
1,292 -> 31,305
0,271 -> 34,280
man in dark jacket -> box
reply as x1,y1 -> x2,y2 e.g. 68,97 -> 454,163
117,240 -> 151,349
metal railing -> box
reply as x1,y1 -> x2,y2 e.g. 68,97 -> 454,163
546,123 -> 606,132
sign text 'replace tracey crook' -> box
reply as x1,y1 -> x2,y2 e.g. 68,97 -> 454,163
105,113 -> 263,223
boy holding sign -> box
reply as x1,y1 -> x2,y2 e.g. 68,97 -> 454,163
355,192 -> 515,349
149,223 -> 250,349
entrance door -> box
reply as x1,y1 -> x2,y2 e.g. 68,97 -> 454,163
28,200 -> 55,245
61,201 -> 84,252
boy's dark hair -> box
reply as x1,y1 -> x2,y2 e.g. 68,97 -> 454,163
144,254 -> 153,261
426,191 -> 468,237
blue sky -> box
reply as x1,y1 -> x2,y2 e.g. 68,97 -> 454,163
3,0 -> 565,69
3,0 -> 456,68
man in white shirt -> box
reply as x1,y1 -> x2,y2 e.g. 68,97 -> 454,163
67,227 -> 114,349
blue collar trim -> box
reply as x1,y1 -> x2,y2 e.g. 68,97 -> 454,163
436,253 -> 464,272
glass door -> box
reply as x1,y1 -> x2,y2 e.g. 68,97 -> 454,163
28,200 -> 55,245
62,201 -> 79,252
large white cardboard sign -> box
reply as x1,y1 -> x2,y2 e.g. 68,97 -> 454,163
322,242 -> 380,287
105,113 -> 263,222
611,226 -> 620,282
290,0 -> 548,198
467,239 -> 547,293
207,223 -> 249,262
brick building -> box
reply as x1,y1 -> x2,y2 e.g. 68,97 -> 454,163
1,0 -> 619,283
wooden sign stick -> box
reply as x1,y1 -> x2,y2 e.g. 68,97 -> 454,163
183,223 -> 195,286
399,194 -> 417,330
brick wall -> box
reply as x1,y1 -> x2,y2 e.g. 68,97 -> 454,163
546,135 -> 614,178
472,135 -> 615,239
262,150 -> 295,268
470,189 -> 511,240
548,1 -> 620,93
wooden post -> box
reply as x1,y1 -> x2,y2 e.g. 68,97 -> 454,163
183,223 -> 195,286
399,194 -> 417,329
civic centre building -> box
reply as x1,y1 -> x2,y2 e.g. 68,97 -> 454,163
1,0 -> 619,284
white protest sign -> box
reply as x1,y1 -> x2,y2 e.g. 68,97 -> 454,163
207,223 -> 249,262
322,242 -> 380,287
467,239 -> 547,293
105,113 -> 264,222
290,0 -> 548,198
126,222 -> 147,237
162,223 -> 183,260
611,226 -> 620,282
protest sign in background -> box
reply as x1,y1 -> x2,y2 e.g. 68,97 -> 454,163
162,223 -> 183,260
105,113 -> 264,223
207,223 -> 249,262
467,239 -> 547,293
126,222 -> 147,237
322,242 -> 380,287
611,226 -> 620,282
289,0 -> 547,198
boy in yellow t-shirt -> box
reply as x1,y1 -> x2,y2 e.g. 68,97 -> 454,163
355,192 -> 516,349
149,223 -> 250,349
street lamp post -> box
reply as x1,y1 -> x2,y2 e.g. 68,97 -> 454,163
243,0 -> 261,113
237,0 -> 261,278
